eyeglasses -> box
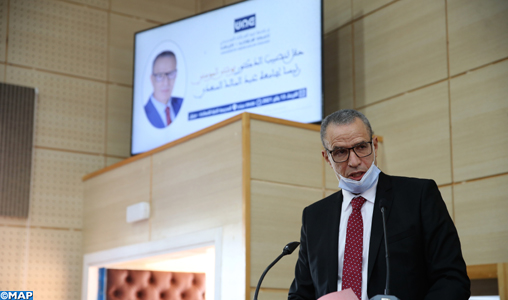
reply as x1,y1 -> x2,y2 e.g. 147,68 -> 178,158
152,70 -> 177,82
325,140 -> 373,163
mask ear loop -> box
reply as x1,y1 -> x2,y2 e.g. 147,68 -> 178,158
373,140 -> 377,166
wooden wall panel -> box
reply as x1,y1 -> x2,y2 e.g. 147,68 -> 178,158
375,138 -> 386,173
361,82 -> 452,185
438,185 -> 453,220
325,159 -> 339,190
250,120 -> 322,188
0,216 -> 25,227
6,66 -> 107,153
448,0 -> 508,76
325,189 -> 339,198
8,0 -> 108,80
250,181 -> 322,289
150,122 -> 243,240
24,229 -> 83,300
107,84 -> 132,157
0,226 -> 28,289
249,289 -> 288,300
454,175 -> 508,265
451,60 -> 508,182
324,25 -> 354,116
83,157 -> 151,254
0,0 -> 6,63
110,0 -> 195,23
354,0 -> 447,106
106,157 -> 124,167
224,0 -> 242,4
324,0 -> 352,33
0,64 -> 5,82
69,0 -> 109,9
323,31 -> 340,115
352,0 -> 394,18
30,149 -> 104,228
467,264 -> 498,280
499,263 -> 508,300
109,14 -> 154,85
0,227 -> 82,298
197,0 -> 225,13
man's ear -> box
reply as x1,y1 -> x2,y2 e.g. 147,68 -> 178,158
322,149 -> 332,168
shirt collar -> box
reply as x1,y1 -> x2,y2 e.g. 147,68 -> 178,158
150,94 -> 171,110
150,94 -> 176,122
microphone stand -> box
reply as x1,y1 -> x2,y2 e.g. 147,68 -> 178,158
370,205 -> 400,300
253,241 -> 300,300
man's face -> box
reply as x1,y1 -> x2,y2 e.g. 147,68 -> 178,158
151,56 -> 177,105
321,118 -> 378,181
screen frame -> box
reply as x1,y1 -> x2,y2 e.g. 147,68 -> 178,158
130,0 -> 324,156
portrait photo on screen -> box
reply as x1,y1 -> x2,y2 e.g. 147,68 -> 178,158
144,50 -> 183,129
132,40 -> 188,154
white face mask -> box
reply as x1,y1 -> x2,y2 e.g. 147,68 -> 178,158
329,152 -> 381,194
338,162 -> 380,194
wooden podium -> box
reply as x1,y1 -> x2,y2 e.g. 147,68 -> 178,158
82,113 -> 335,300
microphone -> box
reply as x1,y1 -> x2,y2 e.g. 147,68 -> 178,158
370,200 -> 400,300
253,241 -> 300,300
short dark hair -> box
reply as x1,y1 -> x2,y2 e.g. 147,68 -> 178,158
320,109 -> 374,148
152,51 -> 176,72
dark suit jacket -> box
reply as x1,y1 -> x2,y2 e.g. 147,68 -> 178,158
144,97 -> 183,129
288,173 -> 470,300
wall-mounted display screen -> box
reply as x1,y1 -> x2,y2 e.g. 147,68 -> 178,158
131,0 -> 322,155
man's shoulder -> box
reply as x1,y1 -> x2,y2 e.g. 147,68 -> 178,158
144,98 -> 157,115
382,173 -> 435,186
171,96 -> 183,106
171,97 -> 184,115
305,190 -> 342,213
145,97 -> 154,109
379,173 -> 438,196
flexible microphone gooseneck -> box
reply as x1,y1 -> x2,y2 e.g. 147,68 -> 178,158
381,206 -> 391,295
370,201 -> 401,300
253,241 -> 300,300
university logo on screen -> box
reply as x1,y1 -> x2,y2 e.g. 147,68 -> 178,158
234,14 -> 256,33
0,292 -> 33,300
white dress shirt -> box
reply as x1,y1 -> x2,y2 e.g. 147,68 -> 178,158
337,177 -> 379,300
150,95 -> 176,125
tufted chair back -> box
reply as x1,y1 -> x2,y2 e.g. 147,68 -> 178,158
106,269 -> 206,300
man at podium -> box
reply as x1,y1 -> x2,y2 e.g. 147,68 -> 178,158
288,109 -> 470,300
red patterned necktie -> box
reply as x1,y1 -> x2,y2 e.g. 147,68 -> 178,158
165,106 -> 172,126
342,196 -> 366,299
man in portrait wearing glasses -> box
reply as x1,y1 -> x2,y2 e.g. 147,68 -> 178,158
144,50 -> 183,128
288,109 -> 470,300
